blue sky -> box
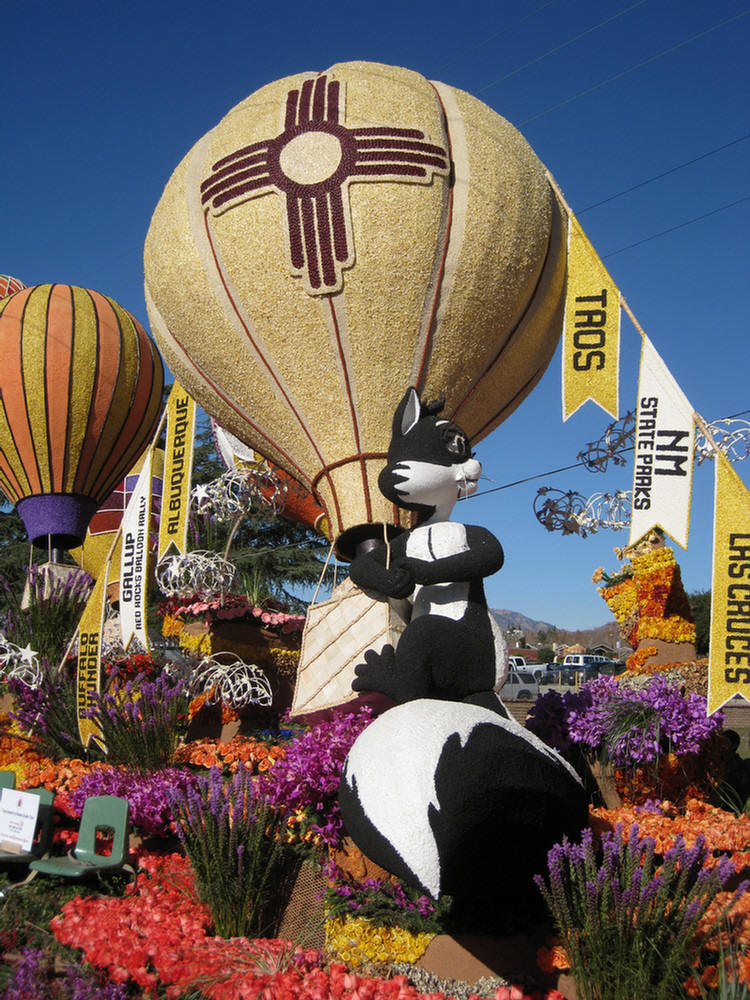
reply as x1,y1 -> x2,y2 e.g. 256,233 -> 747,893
3,0 -> 749,629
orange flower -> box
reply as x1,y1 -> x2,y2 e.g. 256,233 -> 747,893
536,945 -> 570,972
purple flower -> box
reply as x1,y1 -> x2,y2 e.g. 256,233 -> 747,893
255,707 -> 373,847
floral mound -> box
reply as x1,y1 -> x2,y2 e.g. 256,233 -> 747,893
50,852 -> 558,1000
525,673 -> 726,804
593,539 -> 696,670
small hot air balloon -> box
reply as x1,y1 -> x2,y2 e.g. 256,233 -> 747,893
71,449 -> 165,602
144,61 -> 566,557
0,275 -> 25,298
0,284 -> 164,550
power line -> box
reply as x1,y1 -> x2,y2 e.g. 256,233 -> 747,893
577,135 -> 750,214
433,1 -> 559,75
602,195 -> 750,258
476,0 -> 648,94
518,9 -> 750,126
469,409 -> 750,499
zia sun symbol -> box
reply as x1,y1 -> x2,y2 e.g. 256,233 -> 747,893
200,74 -> 451,296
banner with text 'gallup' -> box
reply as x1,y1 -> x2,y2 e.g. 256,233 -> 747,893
76,568 -> 108,747
628,336 -> 694,550
708,452 -> 750,714
158,384 -> 196,560
119,447 -> 153,652
562,214 -> 621,421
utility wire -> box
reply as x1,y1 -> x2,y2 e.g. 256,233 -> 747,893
518,9 -> 750,125
468,409 -> 750,499
433,0 -> 558,75
602,195 -> 750,258
477,0 -> 648,94
578,135 -> 750,214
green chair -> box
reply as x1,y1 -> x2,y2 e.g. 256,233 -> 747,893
30,795 -> 130,879
0,787 -> 54,864
0,771 -> 16,790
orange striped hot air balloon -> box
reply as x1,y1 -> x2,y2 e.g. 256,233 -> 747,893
145,62 -> 567,558
0,284 -> 164,549
0,275 -> 25,298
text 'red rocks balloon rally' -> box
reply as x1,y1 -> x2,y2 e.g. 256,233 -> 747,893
144,61 -> 567,557
0,284 -> 165,549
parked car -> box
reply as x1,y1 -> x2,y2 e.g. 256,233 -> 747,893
596,659 -> 627,675
562,654 -> 599,668
501,669 -> 540,701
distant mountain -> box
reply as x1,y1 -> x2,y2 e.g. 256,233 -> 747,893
491,609 -> 555,634
491,608 -> 622,652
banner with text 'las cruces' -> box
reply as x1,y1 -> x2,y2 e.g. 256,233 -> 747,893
119,447 -> 153,652
158,384 -> 196,560
629,336 -> 695,550
708,452 -> 750,714
562,214 -> 621,421
76,568 -> 108,747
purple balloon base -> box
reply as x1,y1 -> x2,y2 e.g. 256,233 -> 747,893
16,493 -> 99,550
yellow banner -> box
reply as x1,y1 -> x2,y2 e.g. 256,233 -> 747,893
708,452 -> 750,714
158,384 -> 196,560
76,568 -> 108,747
562,214 -> 621,421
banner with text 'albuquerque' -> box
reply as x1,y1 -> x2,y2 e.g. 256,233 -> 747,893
158,384 -> 196,560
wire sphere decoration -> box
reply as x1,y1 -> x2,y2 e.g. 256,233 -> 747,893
577,411 -> 636,474
191,462 -> 286,523
190,651 -> 273,709
156,550 -> 237,599
0,634 -> 42,688
695,418 -> 750,465
575,490 -> 633,534
534,488 -> 589,536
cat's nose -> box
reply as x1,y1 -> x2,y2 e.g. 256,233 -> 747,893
461,458 -> 482,483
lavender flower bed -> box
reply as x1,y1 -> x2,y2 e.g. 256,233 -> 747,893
256,707 -> 374,846
3,947 -> 128,1000
70,766 -> 200,838
526,674 -> 723,768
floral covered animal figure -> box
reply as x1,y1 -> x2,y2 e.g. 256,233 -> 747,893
338,387 -> 589,919
348,386 -> 508,715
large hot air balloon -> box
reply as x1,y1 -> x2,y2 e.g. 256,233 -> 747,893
0,284 -> 165,549
144,61 -> 566,557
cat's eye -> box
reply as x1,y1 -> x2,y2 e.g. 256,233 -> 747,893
442,426 -> 470,458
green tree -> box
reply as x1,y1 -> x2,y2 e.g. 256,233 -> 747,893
689,590 -> 711,656
0,507 -> 31,608
187,418 -> 338,611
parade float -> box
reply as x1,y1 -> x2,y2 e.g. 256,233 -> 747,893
0,60 -> 748,1000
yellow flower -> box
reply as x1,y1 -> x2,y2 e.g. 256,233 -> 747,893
325,916 -> 433,968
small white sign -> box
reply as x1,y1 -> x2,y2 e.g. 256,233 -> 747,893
0,787 -> 40,853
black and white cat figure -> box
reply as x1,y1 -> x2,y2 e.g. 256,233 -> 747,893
338,387 -> 588,915
348,386 -> 508,715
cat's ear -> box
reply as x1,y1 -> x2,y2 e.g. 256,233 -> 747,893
393,386 -> 421,438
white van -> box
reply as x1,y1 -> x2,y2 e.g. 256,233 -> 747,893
562,654 -> 598,668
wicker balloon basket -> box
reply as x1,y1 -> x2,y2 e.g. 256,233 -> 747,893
290,570 -> 407,720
